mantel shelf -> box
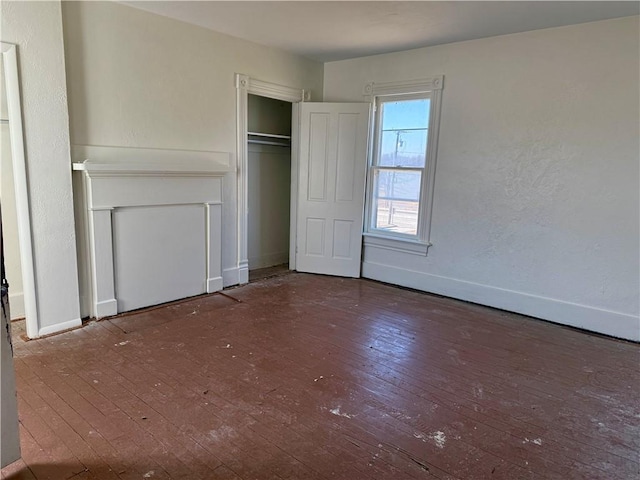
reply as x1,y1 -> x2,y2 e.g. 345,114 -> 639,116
72,145 -> 233,175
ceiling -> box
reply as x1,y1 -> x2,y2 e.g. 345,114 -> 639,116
122,1 -> 640,62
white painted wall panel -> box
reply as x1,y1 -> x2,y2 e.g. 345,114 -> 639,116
324,16 -> 640,340
90,176 -> 223,209
113,205 -> 206,312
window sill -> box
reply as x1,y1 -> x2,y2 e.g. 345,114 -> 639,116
363,233 -> 431,256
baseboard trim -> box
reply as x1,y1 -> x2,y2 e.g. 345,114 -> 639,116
95,299 -> 118,319
224,265 -> 249,286
38,317 -> 83,338
238,262 -> 249,285
207,276 -> 224,293
223,267 -> 239,287
362,261 -> 640,342
8,291 -> 24,320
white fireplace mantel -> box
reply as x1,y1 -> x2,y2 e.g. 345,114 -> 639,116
72,145 -> 232,319
72,145 -> 233,176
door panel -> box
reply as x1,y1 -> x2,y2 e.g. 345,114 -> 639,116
296,103 -> 370,277
335,113 -> 359,202
307,113 -> 329,201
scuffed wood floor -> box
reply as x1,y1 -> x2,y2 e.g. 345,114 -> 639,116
2,273 -> 638,479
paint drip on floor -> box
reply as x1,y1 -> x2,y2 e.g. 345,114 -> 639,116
329,406 -> 353,418
523,437 -> 542,445
414,430 -> 446,449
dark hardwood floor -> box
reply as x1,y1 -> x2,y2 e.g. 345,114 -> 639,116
248,264 -> 290,283
2,273 -> 638,479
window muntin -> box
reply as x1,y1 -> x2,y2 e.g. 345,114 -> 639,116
369,94 -> 432,239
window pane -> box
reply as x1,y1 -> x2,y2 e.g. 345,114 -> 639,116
381,98 -> 430,130
373,169 -> 421,236
378,98 -> 430,167
379,129 -> 428,167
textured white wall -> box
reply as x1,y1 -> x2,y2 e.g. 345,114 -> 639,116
62,1 -> 323,316
1,1 -> 81,334
324,17 -> 640,340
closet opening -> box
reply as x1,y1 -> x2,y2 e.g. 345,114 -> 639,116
247,94 -> 293,282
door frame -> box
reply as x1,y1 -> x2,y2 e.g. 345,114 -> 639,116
1,42 -> 38,338
234,74 -> 310,282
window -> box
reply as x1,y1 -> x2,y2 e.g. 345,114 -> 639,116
364,77 -> 443,254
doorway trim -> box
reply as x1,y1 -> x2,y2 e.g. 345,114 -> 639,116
234,74 -> 309,283
1,42 -> 38,338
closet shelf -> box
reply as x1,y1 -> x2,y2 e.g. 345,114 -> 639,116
248,131 -> 291,147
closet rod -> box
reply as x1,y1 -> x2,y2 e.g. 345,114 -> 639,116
0,119 -> 8,124
248,139 -> 291,147
248,131 -> 291,140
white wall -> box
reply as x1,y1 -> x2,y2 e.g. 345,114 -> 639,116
248,144 -> 291,270
324,16 -> 640,341
61,1 -> 323,316
1,1 -> 82,335
0,61 -> 24,319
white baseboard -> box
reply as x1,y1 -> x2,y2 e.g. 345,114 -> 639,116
95,299 -> 118,318
248,252 -> 288,271
8,292 -> 24,320
207,276 -> 224,293
223,267 -> 240,287
38,317 -> 82,337
362,261 -> 640,342
224,265 -> 249,286
238,262 -> 249,285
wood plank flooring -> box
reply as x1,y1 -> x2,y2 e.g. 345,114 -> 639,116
2,273 -> 638,479
248,265 -> 290,283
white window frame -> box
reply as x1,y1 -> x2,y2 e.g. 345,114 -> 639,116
362,76 -> 443,255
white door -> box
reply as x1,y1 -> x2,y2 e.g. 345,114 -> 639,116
1,205 -> 21,467
296,102 -> 370,277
